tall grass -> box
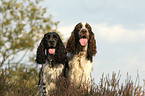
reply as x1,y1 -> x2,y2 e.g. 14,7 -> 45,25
0,69 -> 145,96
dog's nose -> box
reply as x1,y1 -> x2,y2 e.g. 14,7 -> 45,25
81,29 -> 88,37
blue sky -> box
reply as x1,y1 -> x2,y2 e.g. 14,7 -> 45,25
40,0 -> 145,85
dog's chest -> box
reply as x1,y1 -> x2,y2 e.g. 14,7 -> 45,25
69,52 -> 92,85
42,64 -> 64,95
43,64 -> 64,82
70,53 -> 92,72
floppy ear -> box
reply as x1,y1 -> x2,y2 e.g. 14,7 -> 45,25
54,36 -> 67,63
87,32 -> 97,62
66,31 -> 76,54
36,37 -> 46,64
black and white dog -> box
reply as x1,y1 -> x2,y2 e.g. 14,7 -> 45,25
36,32 -> 69,95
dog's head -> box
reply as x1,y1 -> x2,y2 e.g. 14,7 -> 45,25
43,32 -> 59,55
66,22 -> 97,61
36,32 -> 67,64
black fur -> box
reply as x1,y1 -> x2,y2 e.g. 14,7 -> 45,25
36,32 -> 69,79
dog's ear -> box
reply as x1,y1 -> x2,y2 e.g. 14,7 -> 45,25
54,36 -> 67,63
36,37 -> 46,64
66,31 -> 76,54
87,32 -> 97,62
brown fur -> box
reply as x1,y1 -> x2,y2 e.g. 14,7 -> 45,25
66,22 -> 97,62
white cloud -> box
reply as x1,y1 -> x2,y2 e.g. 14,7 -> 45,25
93,23 -> 145,43
58,24 -> 75,42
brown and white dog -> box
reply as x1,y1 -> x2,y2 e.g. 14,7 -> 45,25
66,22 -> 97,89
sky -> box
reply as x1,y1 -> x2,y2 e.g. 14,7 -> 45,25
40,0 -> 145,85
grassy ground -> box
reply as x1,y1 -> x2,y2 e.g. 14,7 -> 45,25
0,69 -> 145,96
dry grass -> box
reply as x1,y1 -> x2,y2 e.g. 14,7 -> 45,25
0,69 -> 145,96
0,69 -> 39,96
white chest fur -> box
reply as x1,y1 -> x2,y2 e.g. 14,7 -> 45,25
43,64 -> 64,95
68,52 -> 92,87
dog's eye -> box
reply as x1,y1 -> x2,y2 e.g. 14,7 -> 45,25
53,35 -> 57,39
47,35 -> 50,39
77,25 -> 82,30
86,24 -> 90,29
86,25 -> 91,30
